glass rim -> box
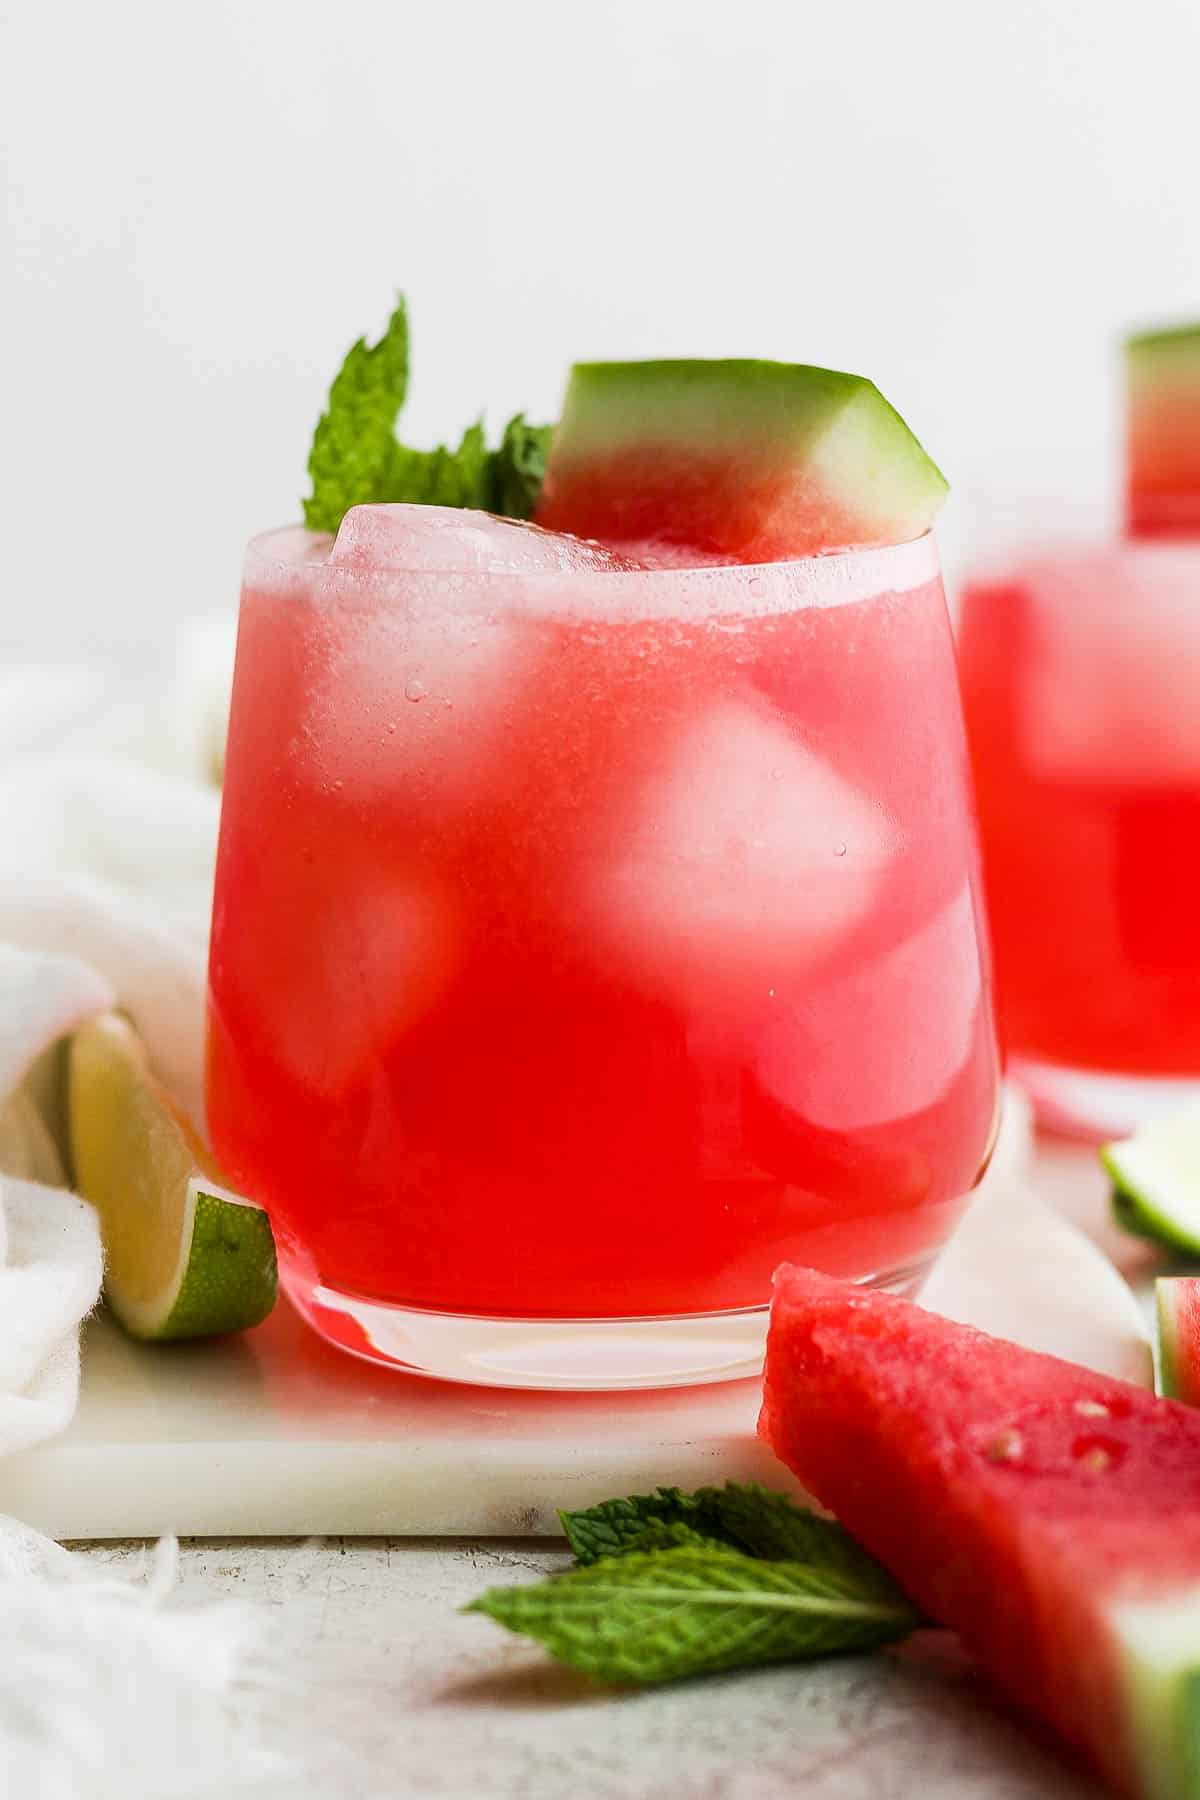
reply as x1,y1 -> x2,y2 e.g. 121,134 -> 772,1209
243,523 -> 940,614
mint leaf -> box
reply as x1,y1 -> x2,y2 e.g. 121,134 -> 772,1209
384,421 -> 491,510
559,1488 -> 734,1563
561,1481 -> 874,1575
489,414 -> 553,520
602,1518 -> 725,1556
703,1484 -> 870,1569
304,297 -> 410,534
467,1545 -> 921,1686
302,298 -> 553,533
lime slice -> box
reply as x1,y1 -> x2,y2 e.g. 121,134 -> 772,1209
1103,1113 -> 1200,1256
68,1012 -> 276,1341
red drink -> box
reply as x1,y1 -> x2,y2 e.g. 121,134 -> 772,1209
958,545 -> 1200,1134
207,514 -> 998,1385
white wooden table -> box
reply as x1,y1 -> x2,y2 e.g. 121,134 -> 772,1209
80,1536 -> 1094,1799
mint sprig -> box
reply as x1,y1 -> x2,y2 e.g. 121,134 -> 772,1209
468,1482 -> 922,1686
467,1543 -> 920,1686
302,297 -> 552,534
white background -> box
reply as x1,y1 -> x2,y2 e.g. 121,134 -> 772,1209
3,0 -> 1200,659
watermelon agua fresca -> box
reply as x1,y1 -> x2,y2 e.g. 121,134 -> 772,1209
535,359 -> 948,563
1127,325 -> 1200,538
761,1265 -> 1200,1800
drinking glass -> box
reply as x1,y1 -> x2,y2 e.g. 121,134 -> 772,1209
207,523 -> 999,1387
958,541 -> 1200,1138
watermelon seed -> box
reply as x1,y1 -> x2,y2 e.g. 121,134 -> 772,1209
1071,1433 -> 1124,1472
985,1429 -> 1023,1464
1073,1401 -> 1110,1418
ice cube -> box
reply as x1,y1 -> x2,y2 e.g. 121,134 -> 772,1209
306,509 -> 640,809
580,699 -> 901,1005
260,865 -> 460,1096
1021,547 -> 1200,783
297,594 -> 540,812
753,881 -> 986,1130
330,504 -> 638,573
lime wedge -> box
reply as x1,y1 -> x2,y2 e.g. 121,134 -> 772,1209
68,1013 -> 276,1341
1103,1114 -> 1200,1257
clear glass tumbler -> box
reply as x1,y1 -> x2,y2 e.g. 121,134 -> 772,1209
207,524 -> 999,1387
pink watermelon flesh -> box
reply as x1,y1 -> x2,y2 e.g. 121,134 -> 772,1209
1157,1278 -> 1200,1406
761,1265 -> 1200,1800
536,360 -> 949,564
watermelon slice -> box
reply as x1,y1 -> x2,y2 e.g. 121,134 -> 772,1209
1157,1278 -> 1200,1405
761,1266 -> 1200,1800
534,360 -> 948,564
1126,325 -> 1200,537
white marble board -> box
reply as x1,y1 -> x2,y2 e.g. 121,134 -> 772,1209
0,1130 -> 1121,1542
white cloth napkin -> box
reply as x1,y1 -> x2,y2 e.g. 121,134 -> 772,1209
0,624 -> 234,1467
0,623 -> 289,1799
0,945 -> 112,1455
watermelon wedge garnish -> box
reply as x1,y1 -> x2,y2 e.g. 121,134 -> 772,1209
535,359 -> 948,564
761,1266 -> 1200,1800
1157,1278 -> 1200,1405
1126,325 -> 1200,537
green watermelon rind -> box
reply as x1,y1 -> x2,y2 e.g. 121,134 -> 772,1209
1109,1593 -> 1200,1800
547,359 -> 948,546
1103,1122 -> 1200,1258
1127,323 -> 1200,362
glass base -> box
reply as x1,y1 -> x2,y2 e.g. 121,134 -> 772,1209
281,1257 -> 935,1391
1009,1056 -> 1200,1142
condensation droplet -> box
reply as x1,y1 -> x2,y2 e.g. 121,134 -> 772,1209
405,681 -> 426,703
770,768 -> 784,781
1074,1400 -> 1110,1419
385,721 -> 397,735
834,842 -> 847,858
